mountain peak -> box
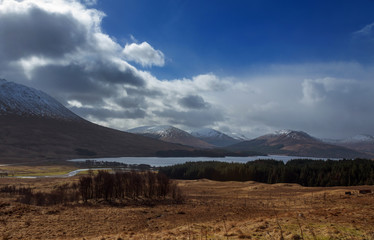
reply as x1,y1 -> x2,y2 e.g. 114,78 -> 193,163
0,79 -> 81,121
190,128 -> 240,147
273,129 -> 293,135
128,125 -> 185,138
190,128 -> 224,138
226,129 -> 366,158
128,125 -> 214,148
268,129 -> 315,140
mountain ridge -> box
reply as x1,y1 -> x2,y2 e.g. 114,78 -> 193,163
127,125 -> 214,148
226,130 -> 369,158
324,134 -> 374,155
0,79 -> 81,121
189,128 -> 240,147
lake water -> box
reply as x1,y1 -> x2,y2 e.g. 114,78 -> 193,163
69,155 -> 332,167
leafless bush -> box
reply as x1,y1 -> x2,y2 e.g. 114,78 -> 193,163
78,170 -> 182,203
3,171 -> 183,206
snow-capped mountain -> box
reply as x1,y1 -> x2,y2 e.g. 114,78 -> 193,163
0,80 -> 191,162
263,129 -> 319,143
129,125 -> 183,138
190,128 -> 240,147
0,79 -> 80,120
128,125 -> 214,148
226,129 -> 367,158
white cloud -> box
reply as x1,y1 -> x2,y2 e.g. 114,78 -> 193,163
301,79 -> 327,105
81,0 -> 97,6
67,100 -> 83,108
123,42 -> 165,67
353,22 -> 374,37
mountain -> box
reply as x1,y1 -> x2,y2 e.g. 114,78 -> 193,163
0,79 -> 80,120
229,132 -> 251,141
226,129 -> 368,158
127,125 -> 214,148
324,134 -> 374,155
0,79 -> 191,163
189,128 -> 240,147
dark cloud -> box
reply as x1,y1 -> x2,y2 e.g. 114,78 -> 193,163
70,107 -> 146,120
178,95 -> 209,109
116,96 -> 146,108
0,7 -> 87,61
154,109 -> 224,128
30,60 -> 145,104
125,87 -> 162,97
90,60 -> 145,86
31,64 -> 113,105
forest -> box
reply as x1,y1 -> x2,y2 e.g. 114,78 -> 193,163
159,159 -> 374,186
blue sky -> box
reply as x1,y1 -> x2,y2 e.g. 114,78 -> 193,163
97,0 -> 374,79
2,0 -> 374,138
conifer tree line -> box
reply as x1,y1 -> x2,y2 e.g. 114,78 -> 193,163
159,159 -> 374,186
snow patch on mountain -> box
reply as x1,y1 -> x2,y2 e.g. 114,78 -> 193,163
190,128 -> 226,138
127,125 -> 215,148
190,128 -> 241,147
274,129 -> 293,135
266,129 -> 317,141
128,125 -> 191,138
229,132 -> 250,141
0,79 -> 80,120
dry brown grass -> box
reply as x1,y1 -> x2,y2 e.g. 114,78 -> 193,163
1,177 -> 374,239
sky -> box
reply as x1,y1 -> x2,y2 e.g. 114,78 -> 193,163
1,0 -> 374,139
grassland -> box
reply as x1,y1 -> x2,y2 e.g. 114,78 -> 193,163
0,164 -> 77,177
1,169 -> 374,240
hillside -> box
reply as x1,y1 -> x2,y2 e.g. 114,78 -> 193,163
325,134 -> 374,155
0,80 -> 192,163
226,130 -> 368,158
189,128 -> 240,147
127,125 -> 214,148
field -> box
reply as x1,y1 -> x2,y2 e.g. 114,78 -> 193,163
0,164 -> 77,177
1,174 -> 374,239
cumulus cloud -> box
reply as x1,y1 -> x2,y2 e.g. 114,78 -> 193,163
0,6 -> 87,61
123,42 -> 165,67
0,0 -> 226,131
178,95 -> 209,109
1,0 -> 374,139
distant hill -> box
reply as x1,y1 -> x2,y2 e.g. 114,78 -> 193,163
127,125 -> 214,148
324,134 -> 374,155
189,128 -> 240,147
0,79 -> 191,163
225,130 -> 368,158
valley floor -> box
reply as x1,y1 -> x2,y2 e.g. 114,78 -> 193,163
0,177 -> 374,239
